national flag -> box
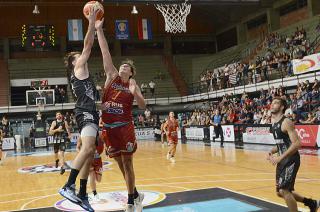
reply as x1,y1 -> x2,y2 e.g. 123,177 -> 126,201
138,18 -> 152,40
68,19 -> 83,41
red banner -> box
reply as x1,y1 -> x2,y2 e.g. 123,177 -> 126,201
295,125 -> 319,147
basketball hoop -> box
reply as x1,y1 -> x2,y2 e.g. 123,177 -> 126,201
155,1 -> 191,34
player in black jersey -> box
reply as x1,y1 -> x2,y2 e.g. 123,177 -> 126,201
268,97 -> 319,212
49,111 -> 71,175
0,128 -> 3,165
59,7 -> 99,212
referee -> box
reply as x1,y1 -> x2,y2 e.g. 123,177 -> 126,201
211,109 -> 224,147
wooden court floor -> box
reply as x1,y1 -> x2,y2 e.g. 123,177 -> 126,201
0,141 -> 319,211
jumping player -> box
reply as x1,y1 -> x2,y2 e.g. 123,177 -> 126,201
76,135 -> 104,201
268,97 -> 319,212
59,7 -> 99,212
164,112 -> 179,163
95,18 -> 146,212
49,111 -> 71,175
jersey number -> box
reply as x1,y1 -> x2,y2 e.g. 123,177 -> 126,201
112,91 -> 121,100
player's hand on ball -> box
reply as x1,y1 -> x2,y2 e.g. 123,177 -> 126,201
88,6 -> 97,23
95,18 -> 104,30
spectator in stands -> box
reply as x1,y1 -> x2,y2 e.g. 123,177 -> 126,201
137,114 -> 145,127
315,106 -> 320,124
60,87 -> 66,103
1,115 -> 10,138
54,85 -> 61,103
141,83 -> 147,97
149,80 -> 156,97
299,112 -> 317,124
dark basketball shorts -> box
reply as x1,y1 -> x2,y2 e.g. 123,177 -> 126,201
276,158 -> 300,192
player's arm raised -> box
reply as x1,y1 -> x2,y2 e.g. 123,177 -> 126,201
74,7 -> 96,78
95,18 -> 118,85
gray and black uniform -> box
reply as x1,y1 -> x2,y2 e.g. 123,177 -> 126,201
70,74 -> 99,132
53,120 -> 67,153
271,116 -> 300,192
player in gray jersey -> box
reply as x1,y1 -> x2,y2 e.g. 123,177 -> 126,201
268,97 -> 319,212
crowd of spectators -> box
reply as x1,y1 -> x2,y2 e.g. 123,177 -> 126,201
182,79 -> 320,126
199,27 -> 315,93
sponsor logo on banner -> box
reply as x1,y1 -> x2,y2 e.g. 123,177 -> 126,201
292,53 -> 320,75
2,137 -> 15,150
243,126 -> 275,144
295,125 -> 318,147
222,125 -> 235,141
185,127 -> 204,140
115,20 -> 129,40
34,137 -> 47,147
55,190 -> 166,211
18,161 -> 112,174
135,128 -> 155,140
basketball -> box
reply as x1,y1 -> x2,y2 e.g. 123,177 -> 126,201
83,1 -> 104,21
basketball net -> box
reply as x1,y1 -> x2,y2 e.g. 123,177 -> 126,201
155,1 -> 191,34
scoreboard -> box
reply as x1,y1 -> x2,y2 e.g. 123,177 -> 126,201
21,25 -> 55,50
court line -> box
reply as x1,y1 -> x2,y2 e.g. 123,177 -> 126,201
218,187 -> 309,212
0,170 -> 318,199
18,184 -> 189,210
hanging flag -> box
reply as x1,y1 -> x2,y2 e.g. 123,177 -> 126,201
138,18 -> 152,40
68,19 -> 83,41
115,20 -> 129,40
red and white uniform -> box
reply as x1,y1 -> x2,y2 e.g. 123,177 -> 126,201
166,119 -> 179,144
92,134 -> 104,175
101,76 -> 137,158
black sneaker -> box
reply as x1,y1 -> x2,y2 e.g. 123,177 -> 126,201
55,159 -> 59,168
60,167 -> 65,175
309,200 -> 320,212
78,194 -> 94,212
58,184 -> 81,204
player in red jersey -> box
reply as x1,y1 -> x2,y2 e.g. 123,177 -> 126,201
164,111 -> 179,163
95,19 -> 146,212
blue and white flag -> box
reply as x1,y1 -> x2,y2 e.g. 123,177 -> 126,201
68,19 -> 83,41
138,18 -> 152,40
115,20 -> 129,40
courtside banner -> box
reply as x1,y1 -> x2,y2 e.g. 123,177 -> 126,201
185,127 -> 204,140
222,125 -> 235,141
317,125 -> 320,148
295,125 -> 318,147
243,126 -> 275,145
2,137 -> 15,150
135,128 -> 155,140
292,53 -> 320,75
34,137 -> 47,147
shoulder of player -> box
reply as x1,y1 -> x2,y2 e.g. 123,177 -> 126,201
281,117 -> 294,131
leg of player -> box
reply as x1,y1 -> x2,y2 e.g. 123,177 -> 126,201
54,144 -> 59,168
59,149 -> 66,175
0,147 -> 2,165
279,189 -> 298,212
291,191 -> 320,212
122,154 -> 144,212
166,143 -> 172,160
59,136 -> 96,209
170,143 -> 177,163
77,155 -> 95,211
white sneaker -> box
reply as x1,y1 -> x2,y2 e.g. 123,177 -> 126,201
166,153 -> 171,160
92,194 -> 100,202
170,157 -> 176,163
134,192 -> 144,212
124,204 -> 134,212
